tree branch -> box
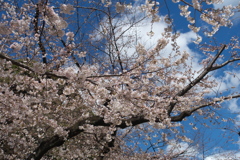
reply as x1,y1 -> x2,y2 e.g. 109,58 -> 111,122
25,115 -> 148,159
168,45 -> 226,115
25,92 -> 240,159
210,58 -> 240,71
177,45 -> 226,97
34,2 -> 47,64
0,53 -> 35,72
26,116 -> 104,160
171,94 -> 240,121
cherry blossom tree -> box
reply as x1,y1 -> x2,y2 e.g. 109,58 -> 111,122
0,0 -> 239,159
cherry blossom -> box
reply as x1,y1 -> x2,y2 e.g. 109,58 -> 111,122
60,4 -> 74,14
9,42 -> 22,52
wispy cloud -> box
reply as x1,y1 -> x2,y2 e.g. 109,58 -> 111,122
205,150 -> 240,160
166,141 -> 200,159
213,0 -> 239,9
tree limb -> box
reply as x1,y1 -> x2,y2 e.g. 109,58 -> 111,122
25,92 -> 240,160
210,58 -> 240,71
0,53 -> 35,72
171,94 -> 240,121
0,53 -> 68,80
177,45 -> 226,97
34,2 -> 47,64
168,45 -> 227,115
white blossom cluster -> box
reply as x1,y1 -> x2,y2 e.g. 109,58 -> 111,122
176,0 -> 236,38
140,0 -> 160,22
115,2 -> 132,13
192,0 -> 201,10
102,0 -> 112,7
9,42 -> 22,52
0,22 -> 12,35
200,5 -> 235,36
60,4 -> 75,14
45,6 -> 68,37
66,31 -> 74,41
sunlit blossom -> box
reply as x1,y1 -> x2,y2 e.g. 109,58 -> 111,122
10,42 -> 22,52
60,4 -> 75,14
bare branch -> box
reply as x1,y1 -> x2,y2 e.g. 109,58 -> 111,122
177,45 -> 226,97
0,53 -> 35,73
171,94 -> 240,121
211,58 -> 240,71
34,2 -> 47,64
0,53 -> 68,79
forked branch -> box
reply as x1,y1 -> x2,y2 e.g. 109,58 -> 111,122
168,45 -> 227,115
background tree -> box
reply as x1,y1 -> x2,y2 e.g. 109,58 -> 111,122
0,0 -> 239,159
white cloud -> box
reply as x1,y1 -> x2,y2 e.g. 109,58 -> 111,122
166,141 -> 200,158
206,69 -> 240,96
236,115 -> 240,126
213,0 -> 239,9
228,99 -> 240,113
205,151 -> 240,160
165,141 -> 240,160
223,71 -> 240,87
